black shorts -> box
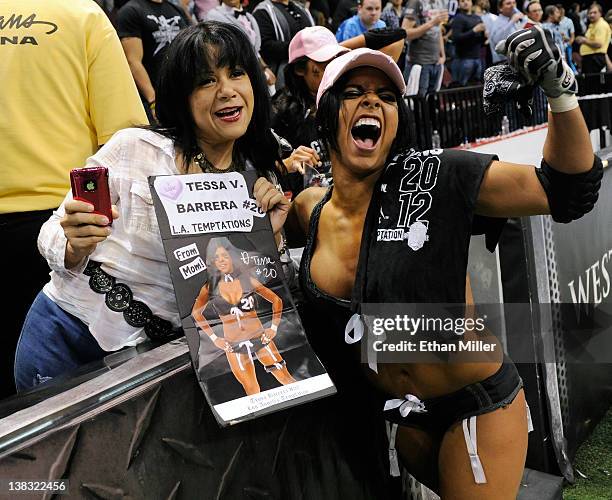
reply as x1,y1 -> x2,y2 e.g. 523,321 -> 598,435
229,336 -> 268,354
382,357 -> 529,484
383,357 -> 523,436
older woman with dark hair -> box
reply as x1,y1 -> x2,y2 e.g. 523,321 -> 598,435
15,22 -> 289,392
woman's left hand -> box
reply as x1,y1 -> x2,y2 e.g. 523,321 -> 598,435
254,177 -> 290,235
283,146 -> 321,174
261,328 -> 277,344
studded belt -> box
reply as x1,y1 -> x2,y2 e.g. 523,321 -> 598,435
84,260 -> 182,341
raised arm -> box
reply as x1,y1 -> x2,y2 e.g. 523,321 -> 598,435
476,26 -> 600,220
340,29 -> 406,62
402,11 -> 448,41
476,107 -> 593,217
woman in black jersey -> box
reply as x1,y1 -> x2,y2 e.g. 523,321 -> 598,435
258,27 -> 600,499
191,238 -> 296,395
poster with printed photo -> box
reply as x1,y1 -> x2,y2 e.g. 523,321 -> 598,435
149,171 -> 335,426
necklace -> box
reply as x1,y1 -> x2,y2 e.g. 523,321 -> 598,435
194,150 -> 239,173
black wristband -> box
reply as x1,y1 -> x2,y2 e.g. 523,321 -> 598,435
363,28 -> 407,51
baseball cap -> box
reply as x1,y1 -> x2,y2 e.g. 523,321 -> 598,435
288,26 -> 350,64
316,48 -> 407,107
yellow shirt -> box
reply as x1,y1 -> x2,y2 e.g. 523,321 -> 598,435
0,0 -> 148,214
580,17 -> 612,56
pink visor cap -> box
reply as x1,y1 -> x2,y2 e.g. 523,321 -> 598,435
316,48 -> 406,108
288,26 -> 350,64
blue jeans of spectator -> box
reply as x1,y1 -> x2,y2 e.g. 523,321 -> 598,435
456,58 -> 482,86
405,62 -> 441,97
450,58 -> 461,84
14,291 -> 109,392
565,45 -> 577,74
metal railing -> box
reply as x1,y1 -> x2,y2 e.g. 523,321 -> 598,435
576,72 -> 612,96
405,72 -> 612,151
405,84 -> 548,150
576,73 -> 612,136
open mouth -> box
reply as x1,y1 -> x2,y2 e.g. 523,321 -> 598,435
351,117 -> 381,150
214,106 -> 242,122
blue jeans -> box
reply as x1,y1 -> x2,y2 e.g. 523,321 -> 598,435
14,291 -> 109,392
405,63 -> 441,97
565,45 -> 577,74
456,58 -> 482,86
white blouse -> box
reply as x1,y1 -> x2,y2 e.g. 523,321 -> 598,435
38,128 -> 254,351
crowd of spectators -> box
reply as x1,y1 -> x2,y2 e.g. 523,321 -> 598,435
95,0 -> 612,104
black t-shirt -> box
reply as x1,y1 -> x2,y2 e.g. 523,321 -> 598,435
352,148 -> 503,307
117,0 -> 189,89
451,12 -> 485,59
254,2 -> 313,72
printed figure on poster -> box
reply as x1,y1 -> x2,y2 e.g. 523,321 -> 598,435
191,236 -> 297,395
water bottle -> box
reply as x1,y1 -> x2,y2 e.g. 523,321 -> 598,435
501,116 -> 510,136
431,130 -> 441,149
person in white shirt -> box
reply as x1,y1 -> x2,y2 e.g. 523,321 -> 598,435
557,4 -> 577,73
14,22 -> 290,392
489,0 -> 526,63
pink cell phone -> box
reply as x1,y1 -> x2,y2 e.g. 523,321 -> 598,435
70,166 -> 112,225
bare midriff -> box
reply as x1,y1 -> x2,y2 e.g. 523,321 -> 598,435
310,196 -> 504,401
219,310 -> 265,343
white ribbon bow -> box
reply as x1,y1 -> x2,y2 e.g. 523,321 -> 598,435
230,306 -> 245,329
383,394 -> 427,417
344,313 -> 364,344
236,340 -> 254,371
224,274 -> 234,282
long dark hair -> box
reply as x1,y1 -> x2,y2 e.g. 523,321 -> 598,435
205,237 -> 249,294
153,22 -> 280,177
315,71 -> 411,156
282,56 -> 316,112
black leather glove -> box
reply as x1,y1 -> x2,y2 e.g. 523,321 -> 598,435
495,25 -> 577,98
